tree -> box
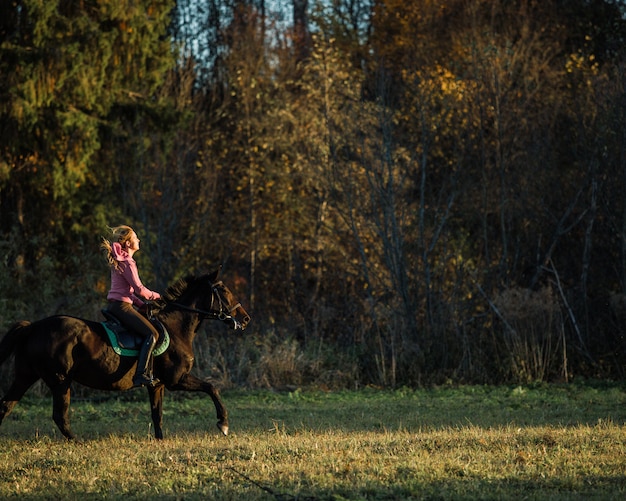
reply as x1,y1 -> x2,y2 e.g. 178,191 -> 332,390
0,0 -> 175,307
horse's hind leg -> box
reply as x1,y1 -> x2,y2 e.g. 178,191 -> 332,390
50,382 -> 75,440
0,373 -> 75,439
0,374 -> 39,428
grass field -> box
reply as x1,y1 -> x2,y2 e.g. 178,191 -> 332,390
0,381 -> 625,500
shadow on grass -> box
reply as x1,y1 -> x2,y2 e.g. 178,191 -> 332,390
220,383 -> 626,434
4,473 -> 625,500
321,475 -> 626,501
2,381 -> 626,438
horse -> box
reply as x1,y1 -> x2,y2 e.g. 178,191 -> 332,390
0,269 -> 250,440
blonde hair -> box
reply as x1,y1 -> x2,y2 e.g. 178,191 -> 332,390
101,225 -> 134,270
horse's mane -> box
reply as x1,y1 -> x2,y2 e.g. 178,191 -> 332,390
163,274 -> 198,302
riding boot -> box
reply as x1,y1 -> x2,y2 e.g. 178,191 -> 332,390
132,335 -> 160,388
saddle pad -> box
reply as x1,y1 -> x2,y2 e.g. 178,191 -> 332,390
101,322 -> 170,357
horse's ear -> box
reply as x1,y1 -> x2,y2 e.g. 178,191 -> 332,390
207,267 -> 221,283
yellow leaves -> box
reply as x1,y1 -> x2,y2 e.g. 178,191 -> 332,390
565,50 -> 601,91
403,65 -> 467,102
0,160 -> 11,184
566,52 -> 599,75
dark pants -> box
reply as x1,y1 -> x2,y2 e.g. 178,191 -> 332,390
107,301 -> 159,342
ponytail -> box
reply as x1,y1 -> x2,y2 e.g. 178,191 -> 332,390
101,225 -> 134,270
100,237 -> 119,270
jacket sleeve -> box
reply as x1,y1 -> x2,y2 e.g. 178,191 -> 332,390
121,260 -> 161,303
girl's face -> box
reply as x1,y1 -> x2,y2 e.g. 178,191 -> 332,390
126,231 -> 140,252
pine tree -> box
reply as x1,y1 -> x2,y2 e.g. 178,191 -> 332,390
0,0 -> 175,268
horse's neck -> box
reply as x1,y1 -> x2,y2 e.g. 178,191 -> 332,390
161,310 -> 201,343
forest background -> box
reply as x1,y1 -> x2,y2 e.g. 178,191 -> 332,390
2,0 -> 626,390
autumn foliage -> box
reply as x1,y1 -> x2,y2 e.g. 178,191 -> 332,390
2,0 -> 626,387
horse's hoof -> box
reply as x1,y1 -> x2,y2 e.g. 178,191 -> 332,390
217,422 -> 229,436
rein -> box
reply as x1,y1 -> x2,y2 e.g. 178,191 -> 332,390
166,302 -> 231,321
160,281 -> 248,329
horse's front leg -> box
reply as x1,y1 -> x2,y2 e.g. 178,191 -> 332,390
169,374 -> 229,436
51,382 -> 76,440
147,384 -> 165,439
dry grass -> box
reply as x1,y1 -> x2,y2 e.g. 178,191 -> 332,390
0,383 -> 625,499
494,286 -> 567,382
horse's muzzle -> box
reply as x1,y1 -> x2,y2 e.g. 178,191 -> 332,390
232,304 -> 251,330
225,317 -> 243,330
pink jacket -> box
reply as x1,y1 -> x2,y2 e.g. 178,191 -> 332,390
107,242 -> 161,307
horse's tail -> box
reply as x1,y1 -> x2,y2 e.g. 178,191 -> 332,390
0,320 -> 31,367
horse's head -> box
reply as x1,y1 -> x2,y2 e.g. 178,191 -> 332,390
210,279 -> 251,330
162,270 -> 250,331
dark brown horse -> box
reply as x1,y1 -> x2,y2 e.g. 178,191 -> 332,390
0,269 -> 250,440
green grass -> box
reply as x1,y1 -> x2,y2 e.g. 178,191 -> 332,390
0,381 -> 625,499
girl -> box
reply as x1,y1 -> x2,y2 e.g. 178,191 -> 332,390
101,225 -> 161,387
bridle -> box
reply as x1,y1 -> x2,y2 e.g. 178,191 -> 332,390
164,281 -> 250,330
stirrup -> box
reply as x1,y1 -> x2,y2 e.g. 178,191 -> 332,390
132,375 -> 160,388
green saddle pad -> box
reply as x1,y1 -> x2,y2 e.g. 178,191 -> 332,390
101,322 -> 170,357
